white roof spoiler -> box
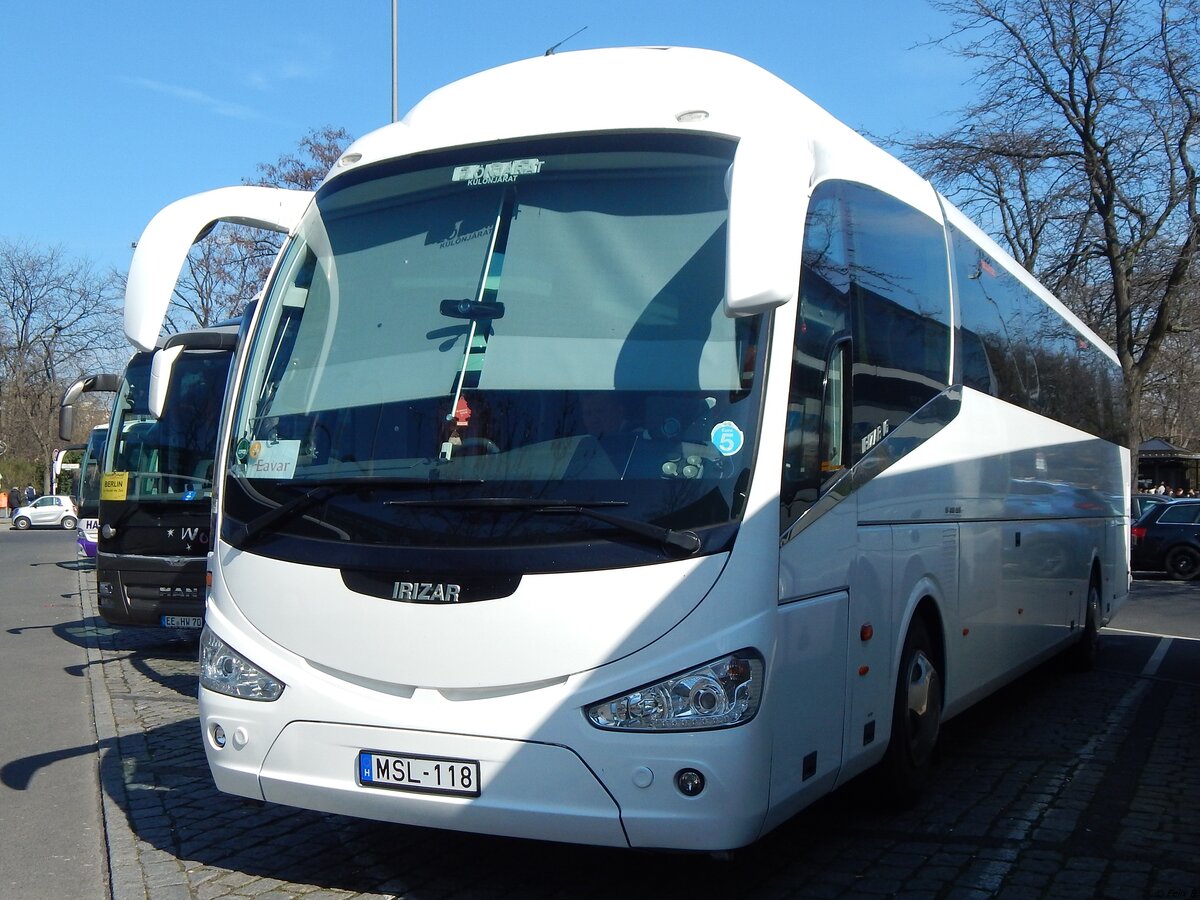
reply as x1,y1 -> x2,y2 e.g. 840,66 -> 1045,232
124,186 -> 312,351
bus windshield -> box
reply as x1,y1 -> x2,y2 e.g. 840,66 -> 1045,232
226,134 -> 765,555
107,349 -> 231,502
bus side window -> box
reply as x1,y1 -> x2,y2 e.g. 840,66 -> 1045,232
782,183 -> 850,526
959,327 -> 997,395
839,182 -> 952,465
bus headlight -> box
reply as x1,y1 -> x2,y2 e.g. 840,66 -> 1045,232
585,651 -> 763,731
199,626 -> 284,701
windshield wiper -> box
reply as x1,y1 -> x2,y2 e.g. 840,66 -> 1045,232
383,497 -> 703,555
233,476 -> 482,546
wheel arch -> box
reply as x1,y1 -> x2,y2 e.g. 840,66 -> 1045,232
876,589 -> 947,804
911,596 -> 945,696
897,591 -> 946,709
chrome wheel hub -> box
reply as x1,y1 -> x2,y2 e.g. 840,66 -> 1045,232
905,650 -> 941,762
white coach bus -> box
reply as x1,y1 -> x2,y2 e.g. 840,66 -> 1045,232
123,48 -> 1129,851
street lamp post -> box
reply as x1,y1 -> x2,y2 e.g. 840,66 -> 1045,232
392,0 -> 399,124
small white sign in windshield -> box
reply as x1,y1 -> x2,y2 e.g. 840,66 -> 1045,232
245,439 -> 301,479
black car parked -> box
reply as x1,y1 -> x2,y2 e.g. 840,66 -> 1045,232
1131,498 -> 1200,580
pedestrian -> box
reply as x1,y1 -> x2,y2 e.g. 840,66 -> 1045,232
7,486 -> 20,513
24,484 -> 35,504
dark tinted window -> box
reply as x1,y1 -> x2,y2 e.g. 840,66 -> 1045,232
782,181 -> 952,525
841,182 -> 951,453
1159,503 -> 1200,524
782,187 -> 850,512
951,226 -> 1127,444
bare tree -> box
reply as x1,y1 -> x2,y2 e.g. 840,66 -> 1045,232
166,126 -> 353,331
1139,331 -> 1200,447
0,240 -> 124,490
903,0 -> 1200,462
254,125 -> 352,191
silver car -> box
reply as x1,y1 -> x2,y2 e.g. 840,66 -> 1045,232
11,495 -> 78,530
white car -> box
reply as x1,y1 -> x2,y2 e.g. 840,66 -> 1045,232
11,495 -> 78,530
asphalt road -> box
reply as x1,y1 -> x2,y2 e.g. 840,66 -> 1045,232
1111,571 -> 1200,639
0,526 -> 106,898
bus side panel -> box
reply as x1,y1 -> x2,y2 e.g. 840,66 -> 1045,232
1001,518 -> 1078,661
770,493 -> 859,829
763,591 -> 848,834
951,517 -> 1088,718
951,523 -> 1006,717
1105,451 -> 1132,624
837,524 -> 895,784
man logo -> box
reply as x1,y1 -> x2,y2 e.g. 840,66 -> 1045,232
391,582 -> 461,603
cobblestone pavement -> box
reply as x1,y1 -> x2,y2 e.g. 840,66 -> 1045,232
74,567 -> 1200,900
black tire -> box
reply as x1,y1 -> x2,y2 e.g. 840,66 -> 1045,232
880,617 -> 942,805
1068,579 -> 1100,672
1165,545 -> 1200,581
13,516 -> 30,530
61,516 -> 78,530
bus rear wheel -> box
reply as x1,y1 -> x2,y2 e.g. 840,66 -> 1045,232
881,618 -> 942,805
1068,580 -> 1100,671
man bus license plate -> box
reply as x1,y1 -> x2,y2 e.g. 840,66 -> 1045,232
358,749 -> 481,797
161,615 -> 203,628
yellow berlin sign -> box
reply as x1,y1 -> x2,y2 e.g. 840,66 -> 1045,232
100,472 -> 129,501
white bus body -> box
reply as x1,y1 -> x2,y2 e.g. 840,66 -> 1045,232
124,48 -> 1129,851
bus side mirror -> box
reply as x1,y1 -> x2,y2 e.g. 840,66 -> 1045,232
149,329 -> 239,419
59,405 -> 76,443
149,345 -> 185,420
125,186 -> 312,352
59,372 -> 122,440
724,134 -> 807,316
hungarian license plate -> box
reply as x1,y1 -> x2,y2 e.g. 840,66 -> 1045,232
161,615 -> 203,629
358,749 -> 481,797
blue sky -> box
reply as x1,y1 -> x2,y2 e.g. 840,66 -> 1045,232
1,2 -> 973,276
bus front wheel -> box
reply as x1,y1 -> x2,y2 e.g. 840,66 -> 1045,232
881,618 -> 942,805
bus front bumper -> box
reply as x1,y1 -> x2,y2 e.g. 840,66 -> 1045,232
206,718 -> 629,847
200,702 -> 769,851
